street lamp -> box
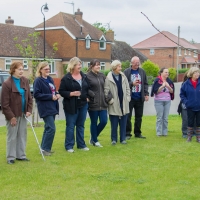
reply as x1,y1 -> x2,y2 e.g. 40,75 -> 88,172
41,3 -> 49,60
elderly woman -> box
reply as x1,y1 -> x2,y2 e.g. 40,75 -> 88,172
1,62 -> 32,164
59,57 -> 91,153
151,67 -> 174,136
33,61 -> 60,156
104,60 -> 130,145
180,67 -> 200,142
87,59 -> 108,147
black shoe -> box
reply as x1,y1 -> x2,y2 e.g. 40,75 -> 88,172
7,160 -> 15,164
135,135 -> 146,139
16,158 -> 30,161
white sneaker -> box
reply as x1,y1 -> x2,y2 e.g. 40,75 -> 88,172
94,142 -> 103,147
67,149 -> 74,153
81,147 -> 90,151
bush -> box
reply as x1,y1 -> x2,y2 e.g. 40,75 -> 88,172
168,68 -> 176,81
101,69 -> 110,76
142,60 -> 159,77
63,64 -> 68,74
121,60 -> 130,71
147,76 -> 155,85
178,68 -> 189,74
81,67 -> 88,74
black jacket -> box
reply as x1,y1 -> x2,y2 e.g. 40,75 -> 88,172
86,71 -> 108,111
59,71 -> 90,114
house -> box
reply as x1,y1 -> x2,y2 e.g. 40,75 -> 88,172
0,9 -> 113,79
111,40 -> 147,63
133,31 -> 199,69
193,43 -> 200,62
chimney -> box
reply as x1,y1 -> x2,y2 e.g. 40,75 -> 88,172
106,30 -> 114,42
75,8 -> 83,24
5,16 -> 14,25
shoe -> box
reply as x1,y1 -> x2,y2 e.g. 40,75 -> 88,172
67,149 -> 75,153
121,140 -> 127,144
111,141 -> 116,145
94,142 -> 103,147
89,139 -> 95,146
135,135 -> 146,139
49,150 -> 55,153
16,158 -> 30,161
126,136 -> 131,140
7,160 -> 15,164
80,147 -> 90,151
42,150 -> 52,156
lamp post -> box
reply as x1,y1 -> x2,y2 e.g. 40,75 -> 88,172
41,3 -> 49,60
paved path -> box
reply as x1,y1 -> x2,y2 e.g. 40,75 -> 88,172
0,82 -> 182,126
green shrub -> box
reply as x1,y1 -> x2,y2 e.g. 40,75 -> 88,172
63,64 -> 68,74
121,60 -> 130,71
81,67 -> 88,74
178,68 -> 189,74
147,76 -> 155,85
101,69 -> 110,76
142,60 -> 159,77
168,68 -> 176,81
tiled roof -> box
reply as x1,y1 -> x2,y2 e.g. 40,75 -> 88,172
35,12 -> 110,41
111,41 -> 147,62
193,43 -> 200,53
181,56 -> 197,63
133,31 -> 198,50
0,23 -> 61,58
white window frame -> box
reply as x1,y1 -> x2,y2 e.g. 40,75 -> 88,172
193,50 -> 197,57
100,62 -> 105,70
49,61 -> 55,74
184,49 -> 187,55
188,49 -> 191,55
99,35 -> 106,50
23,60 -> 28,70
5,59 -> 12,71
178,47 -> 182,56
150,49 -> 154,55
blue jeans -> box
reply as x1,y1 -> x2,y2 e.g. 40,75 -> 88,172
109,114 -> 127,142
154,100 -> 171,136
41,115 -> 56,152
88,110 -> 108,143
64,103 -> 88,150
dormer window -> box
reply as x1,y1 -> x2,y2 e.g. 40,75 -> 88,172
99,35 -> 106,50
85,35 -> 91,49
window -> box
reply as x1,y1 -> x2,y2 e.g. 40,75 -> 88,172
5,59 -> 11,71
99,36 -> 106,50
87,62 -> 90,67
188,49 -> 191,55
23,60 -> 28,70
100,62 -> 105,70
85,35 -> 91,49
49,61 -> 55,73
178,47 -> 181,56
150,49 -> 154,55
193,50 -> 197,57
184,49 -> 187,55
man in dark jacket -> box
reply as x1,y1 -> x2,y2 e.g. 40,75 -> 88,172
124,56 -> 149,139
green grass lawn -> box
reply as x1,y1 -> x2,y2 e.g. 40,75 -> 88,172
0,115 -> 199,200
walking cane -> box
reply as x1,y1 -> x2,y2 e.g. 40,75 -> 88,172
24,115 -> 45,161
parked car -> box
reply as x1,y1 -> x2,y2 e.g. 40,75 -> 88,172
0,70 -> 10,108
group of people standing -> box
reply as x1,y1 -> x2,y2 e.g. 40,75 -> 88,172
2,56 -> 199,164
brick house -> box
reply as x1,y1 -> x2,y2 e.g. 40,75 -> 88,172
133,31 -> 199,69
0,9 -> 114,79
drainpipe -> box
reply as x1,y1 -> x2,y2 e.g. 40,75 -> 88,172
76,37 -> 78,57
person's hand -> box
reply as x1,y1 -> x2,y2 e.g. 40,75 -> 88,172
72,91 -> 81,97
56,94 -> 61,99
133,79 -> 140,86
162,82 -> 166,87
52,95 -> 57,101
145,96 -> 149,101
10,117 -> 17,127
25,112 -> 31,117
86,98 -> 90,102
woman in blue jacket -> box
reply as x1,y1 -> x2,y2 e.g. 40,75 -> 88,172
33,61 -> 60,156
180,67 -> 200,142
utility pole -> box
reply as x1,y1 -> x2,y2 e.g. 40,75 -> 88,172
176,26 -> 180,82
64,1 -> 74,14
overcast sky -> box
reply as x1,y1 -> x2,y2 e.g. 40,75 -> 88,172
0,0 -> 199,46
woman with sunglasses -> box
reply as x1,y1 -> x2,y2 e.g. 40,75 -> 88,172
151,67 -> 174,136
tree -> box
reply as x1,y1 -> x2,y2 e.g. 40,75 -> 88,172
189,39 -> 196,44
141,60 -> 159,77
121,60 -> 130,71
92,22 -> 108,34
14,32 -> 58,125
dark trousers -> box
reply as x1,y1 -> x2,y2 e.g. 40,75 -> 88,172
126,98 -> 144,137
109,114 -> 127,142
187,109 -> 200,128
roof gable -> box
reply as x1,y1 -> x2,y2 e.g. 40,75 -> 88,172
133,31 -> 198,50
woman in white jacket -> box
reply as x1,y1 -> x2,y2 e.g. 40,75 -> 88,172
104,60 -> 130,145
